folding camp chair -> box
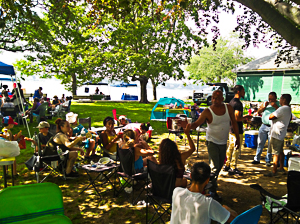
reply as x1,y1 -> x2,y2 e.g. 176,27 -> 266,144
146,160 -> 176,224
231,205 -> 263,224
26,132 -> 68,183
31,102 -> 48,123
116,147 -> 148,205
0,183 -> 72,223
250,171 -> 300,224
79,117 -> 92,130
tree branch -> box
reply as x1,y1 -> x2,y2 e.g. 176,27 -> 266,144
235,0 -> 300,48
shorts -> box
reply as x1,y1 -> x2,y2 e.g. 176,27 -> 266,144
268,137 -> 284,155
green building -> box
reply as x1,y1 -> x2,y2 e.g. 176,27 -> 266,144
236,52 -> 300,104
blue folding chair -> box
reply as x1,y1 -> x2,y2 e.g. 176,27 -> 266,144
231,205 -> 263,224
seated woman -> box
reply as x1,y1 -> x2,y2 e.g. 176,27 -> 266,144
66,112 -> 99,159
25,98 -> 41,123
159,123 -> 195,187
50,118 -> 85,179
119,129 -> 157,173
100,116 -> 122,160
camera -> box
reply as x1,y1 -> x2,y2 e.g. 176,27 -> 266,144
176,132 -> 183,139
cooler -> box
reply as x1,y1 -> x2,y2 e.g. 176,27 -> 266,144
244,130 -> 259,148
288,157 -> 300,171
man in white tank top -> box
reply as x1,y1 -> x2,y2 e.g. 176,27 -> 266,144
179,90 -> 240,196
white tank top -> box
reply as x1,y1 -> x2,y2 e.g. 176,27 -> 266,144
206,104 -> 230,145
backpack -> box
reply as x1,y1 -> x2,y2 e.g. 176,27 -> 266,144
42,136 -> 58,156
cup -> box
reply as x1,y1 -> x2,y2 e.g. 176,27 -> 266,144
118,131 -> 123,138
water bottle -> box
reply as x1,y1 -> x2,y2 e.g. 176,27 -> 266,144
57,146 -> 64,160
81,128 -> 86,137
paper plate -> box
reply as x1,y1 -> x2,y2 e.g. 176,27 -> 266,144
99,157 -> 111,165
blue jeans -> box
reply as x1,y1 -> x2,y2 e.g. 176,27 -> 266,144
254,124 -> 272,163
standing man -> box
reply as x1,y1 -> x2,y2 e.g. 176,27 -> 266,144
264,94 -> 292,177
33,87 -> 43,99
224,85 -> 252,175
252,92 -> 279,166
179,90 -> 240,196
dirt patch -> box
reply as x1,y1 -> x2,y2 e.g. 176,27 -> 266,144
185,141 -> 289,224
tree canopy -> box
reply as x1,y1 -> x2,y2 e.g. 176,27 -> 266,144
13,2 -> 110,95
1,0 -> 299,101
186,36 -> 253,84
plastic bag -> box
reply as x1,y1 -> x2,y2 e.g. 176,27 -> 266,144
0,139 -> 20,158
292,134 -> 300,146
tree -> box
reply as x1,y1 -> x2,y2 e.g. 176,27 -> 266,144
93,1 -> 204,103
13,2 -> 110,95
186,36 -> 253,84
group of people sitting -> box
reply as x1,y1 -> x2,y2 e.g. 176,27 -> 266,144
24,94 -> 71,122
101,115 -> 196,188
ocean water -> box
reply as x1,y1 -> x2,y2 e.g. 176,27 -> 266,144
1,76 -> 205,101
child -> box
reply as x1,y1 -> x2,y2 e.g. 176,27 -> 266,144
1,116 -> 22,176
119,129 -> 157,173
24,121 -> 53,152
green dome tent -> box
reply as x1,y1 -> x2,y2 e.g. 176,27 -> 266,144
150,97 -> 189,121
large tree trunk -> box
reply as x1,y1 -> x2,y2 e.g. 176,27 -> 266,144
139,76 -> 149,103
151,78 -> 157,100
71,73 -> 77,96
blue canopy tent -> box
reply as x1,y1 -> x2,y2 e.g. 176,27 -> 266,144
110,82 -> 137,87
150,97 -> 189,121
0,61 -> 31,137
0,61 -> 15,75
110,82 -> 138,100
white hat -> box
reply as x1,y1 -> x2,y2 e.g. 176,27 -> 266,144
119,115 -> 127,120
66,112 -> 78,124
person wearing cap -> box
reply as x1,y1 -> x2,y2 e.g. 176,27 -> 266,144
24,121 -> 53,152
118,115 -> 128,127
33,87 -> 43,99
66,112 -> 99,159
1,116 -> 22,176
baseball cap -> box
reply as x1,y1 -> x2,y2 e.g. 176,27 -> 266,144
36,121 -> 50,129
119,115 -> 127,120
3,116 -> 18,125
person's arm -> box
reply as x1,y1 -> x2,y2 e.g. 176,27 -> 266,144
257,101 -> 269,114
12,130 -> 22,141
227,105 -> 240,148
235,110 -> 251,122
57,133 -> 84,148
134,146 -> 154,157
101,132 -> 121,150
223,205 -> 238,223
181,123 -> 196,161
179,108 -> 210,129
269,113 -> 277,120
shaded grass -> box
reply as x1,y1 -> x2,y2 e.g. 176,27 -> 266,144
1,101 -> 299,223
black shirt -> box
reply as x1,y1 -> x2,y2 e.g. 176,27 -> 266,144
36,132 -> 53,145
229,98 -> 243,134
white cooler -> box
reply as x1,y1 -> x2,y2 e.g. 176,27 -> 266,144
288,157 -> 300,171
